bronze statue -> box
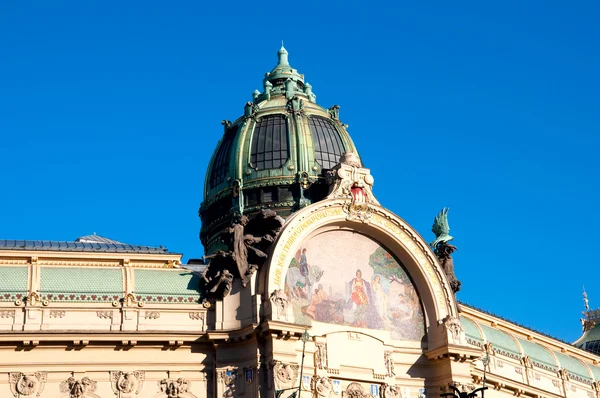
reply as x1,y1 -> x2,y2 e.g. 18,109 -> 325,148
201,209 -> 284,299
430,208 -> 461,293
440,385 -> 487,398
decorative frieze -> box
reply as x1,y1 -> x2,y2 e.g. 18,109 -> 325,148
49,310 -> 66,318
9,372 -> 47,397
144,311 -> 160,319
97,311 -> 114,319
110,371 -> 144,397
189,312 -> 204,320
0,310 -> 15,318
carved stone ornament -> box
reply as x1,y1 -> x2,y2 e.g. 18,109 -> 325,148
59,376 -> 97,398
558,369 -> 570,381
521,355 -> 533,369
342,382 -> 372,398
382,384 -> 401,398
384,351 -> 396,378
201,209 -> 284,299
443,315 -> 464,344
9,372 -> 47,397
315,342 -> 328,370
269,289 -> 288,320
110,371 -> 144,397
312,376 -> 333,397
158,378 -> 195,398
326,152 -> 378,224
271,361 -> 299,390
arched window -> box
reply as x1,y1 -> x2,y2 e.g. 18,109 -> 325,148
308,116 -> 345,169
250,115 -> 289,170
209,125 -> 237,188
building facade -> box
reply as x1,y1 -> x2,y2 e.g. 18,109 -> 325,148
1,47 -> 600,398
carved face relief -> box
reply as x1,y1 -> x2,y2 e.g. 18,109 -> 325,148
159,378 -> 190,398
60,377 -> 97,398
9,372 -> 47,398
110,371 -> 144,396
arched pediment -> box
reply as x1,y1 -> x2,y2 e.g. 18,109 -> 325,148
261,198 -> 459,348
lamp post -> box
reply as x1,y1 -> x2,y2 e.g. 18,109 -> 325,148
275,328 -> 311,398
297,328 -> 311,396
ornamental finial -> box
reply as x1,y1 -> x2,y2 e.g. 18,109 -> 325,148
277,43 -> 289,66
584,287 -> 590,311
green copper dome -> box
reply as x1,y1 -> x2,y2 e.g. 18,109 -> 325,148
199,46 -> 361,252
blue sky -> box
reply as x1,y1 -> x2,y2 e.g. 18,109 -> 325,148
1,1 -> 599,342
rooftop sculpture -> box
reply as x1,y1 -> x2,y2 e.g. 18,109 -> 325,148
430,208 -> 461,293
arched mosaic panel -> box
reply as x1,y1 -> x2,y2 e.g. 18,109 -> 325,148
284,230 -> 425,340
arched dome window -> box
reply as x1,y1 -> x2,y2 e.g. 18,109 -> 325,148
308,116 -> 345,169
250,115 -> 289,170
209,125 -> 238,188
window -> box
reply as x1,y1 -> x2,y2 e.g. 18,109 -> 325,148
209,125 -> 238,188
308,116 -> 345,169
250,115 -> 289,170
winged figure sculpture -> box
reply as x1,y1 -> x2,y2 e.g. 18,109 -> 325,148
430,207 -> 453,249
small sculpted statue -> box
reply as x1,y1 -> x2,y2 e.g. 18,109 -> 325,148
202,210 -> 284,299
430,208 -> 461,293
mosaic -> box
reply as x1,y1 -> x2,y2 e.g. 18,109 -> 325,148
284,230 -> 425,340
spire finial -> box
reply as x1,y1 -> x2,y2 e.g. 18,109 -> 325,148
584,286 -> 590,311
277,42 -> 289,66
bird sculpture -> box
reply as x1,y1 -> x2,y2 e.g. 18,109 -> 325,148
430,207 -> 453,249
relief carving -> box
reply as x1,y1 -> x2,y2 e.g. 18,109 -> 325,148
158,378 -> 196,398
144,311 -> 160,319
382,384 -> 401,398
97,311 -> 114,319
312,376 -> 332,397
326,152 -> 378,224
189,312 -> 204,320
1,310 -> 15,318
315,342 -> 328,369
110,371 -> 144,397
269,289 -> 288,320
343,382 -> 371,398
271,361 -> 299,390
384,351 -> 395,378
50,310 -> 66,318
59,376 -> 97,398
9,372 -> 47,397
443,315 -> 464,344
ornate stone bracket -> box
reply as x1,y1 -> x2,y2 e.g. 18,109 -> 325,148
384,351 -> 396,378
9,372 -> 47,398
315,342 -> 328,370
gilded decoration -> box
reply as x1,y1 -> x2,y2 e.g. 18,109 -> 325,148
9,372 -> 47,398
110,371 -> 144,397
283,230 -> 425,341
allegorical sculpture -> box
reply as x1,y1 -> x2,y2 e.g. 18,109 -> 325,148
430,208 -> 461,293
202,209 -> 284,299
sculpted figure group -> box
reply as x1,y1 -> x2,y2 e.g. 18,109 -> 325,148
202,209 -> 284,299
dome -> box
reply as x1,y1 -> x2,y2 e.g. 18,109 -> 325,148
199,46 -> 361,252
